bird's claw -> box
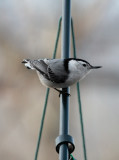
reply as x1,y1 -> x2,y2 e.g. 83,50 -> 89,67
54,88 -> 71,97
58,91 -> 71,97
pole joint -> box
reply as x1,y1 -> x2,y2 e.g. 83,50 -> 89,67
55,135 -> 75,154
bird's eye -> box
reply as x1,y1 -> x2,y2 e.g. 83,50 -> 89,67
83,64 -> 86,67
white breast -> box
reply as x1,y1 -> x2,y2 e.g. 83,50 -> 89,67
36,71 -> 69,88
68,60 -> 82,81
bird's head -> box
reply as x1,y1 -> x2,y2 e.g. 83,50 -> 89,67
77,59 -> 102,71
68,58 -> 102,79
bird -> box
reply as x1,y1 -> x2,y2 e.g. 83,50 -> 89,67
22,58 -> 101,96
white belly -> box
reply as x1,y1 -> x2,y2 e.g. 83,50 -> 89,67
36,71 -> 78,88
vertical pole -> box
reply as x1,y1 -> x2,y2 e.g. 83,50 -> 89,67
59,0 -> 71,160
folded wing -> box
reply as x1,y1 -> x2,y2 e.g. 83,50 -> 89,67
32,59 -> 68,83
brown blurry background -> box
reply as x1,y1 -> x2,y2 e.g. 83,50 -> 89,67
0,0 -> 119,160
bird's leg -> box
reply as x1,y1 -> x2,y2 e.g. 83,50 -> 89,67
54,88 -> 71,97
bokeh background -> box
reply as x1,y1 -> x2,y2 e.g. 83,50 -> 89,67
0,0 -> 119,160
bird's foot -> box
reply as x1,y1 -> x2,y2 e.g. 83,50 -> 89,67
59,91 -> 71,97
54,88 -> 71,97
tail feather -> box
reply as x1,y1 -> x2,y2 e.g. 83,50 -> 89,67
22,59 -> 30,63
22,59 -> 35,70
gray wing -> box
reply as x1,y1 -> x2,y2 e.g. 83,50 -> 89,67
31,59 -> 68,83
31,60 -> 50,80
47,59 -> 68,83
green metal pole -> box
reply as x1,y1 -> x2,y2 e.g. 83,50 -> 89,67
59,0 -> 71,159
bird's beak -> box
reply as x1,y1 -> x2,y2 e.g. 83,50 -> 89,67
90,66 -> 102,69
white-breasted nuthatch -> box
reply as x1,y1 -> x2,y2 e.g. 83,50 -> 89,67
22,58 -> 101,96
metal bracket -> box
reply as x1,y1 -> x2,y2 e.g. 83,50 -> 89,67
56,135 -> 75,154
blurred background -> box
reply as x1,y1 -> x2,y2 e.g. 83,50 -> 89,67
0,0 -> 119,160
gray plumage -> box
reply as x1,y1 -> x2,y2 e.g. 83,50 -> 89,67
22,59 -> 69,86
22,58 -> 101,92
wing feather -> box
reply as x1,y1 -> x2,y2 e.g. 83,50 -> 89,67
31,59 -> 68,83
47,59 -> 68,83
31,60 -> 50,80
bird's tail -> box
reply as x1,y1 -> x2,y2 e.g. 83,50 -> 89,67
22,59 -> 35,70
